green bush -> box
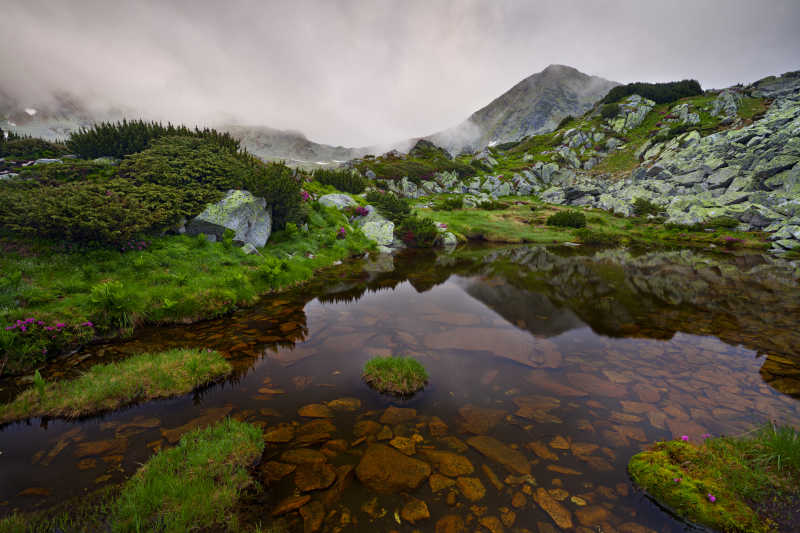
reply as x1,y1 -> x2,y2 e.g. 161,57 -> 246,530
118,136 -> 304,229
575,228 -> 621,246
557,115 -> 575,129
67,119 -> 239,159
434,196 -> 463,210
601,79 -> 703,105
399,216 -> 439,248
0,178 -> 220,244
546,210 -> 587,228
706,216 -> 740,229
632,197 -> 664,217
312,168 -> 367,194
476,199 -> 509,210
366,190 -> 411,223
0,137 -> 67,159
18,160 -> 118,184
600,103 -> 620,120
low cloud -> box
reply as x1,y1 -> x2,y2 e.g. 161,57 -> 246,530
1,0 -> 798,146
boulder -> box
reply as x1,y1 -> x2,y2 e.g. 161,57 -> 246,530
185,189 -> 272,247
355,444 -> 431,493
319,193 -> 357,210
354,209 -> 394,246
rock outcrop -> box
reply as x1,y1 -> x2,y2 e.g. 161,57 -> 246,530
185,189 -> 272,247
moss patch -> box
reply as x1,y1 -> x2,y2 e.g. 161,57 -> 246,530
362,356 -> 428,395
629,425 -> 800,533
0,349 -> 232,423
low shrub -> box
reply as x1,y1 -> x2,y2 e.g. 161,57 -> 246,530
557,115 -> 575,129
399,216 -> 439,248
632,197 -> 665,217
365,190 -> 411,223
476,199 -> 509,210
546,210 -> 587,228
18,160 -> 118,184
0,137 -> 67,159
67,119 -> 239,159
88,280 -> 136,332
434,196 -> 464,210
312,168 -> 368,194
0,177 -> 221,244
600,103 -> 620,120
575,228 -> 621,246
601,79 -> 703,105
1,318 -> 95,375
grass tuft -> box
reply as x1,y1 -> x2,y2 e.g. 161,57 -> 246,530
0,348 -> 232,423
362,356 -> 428,395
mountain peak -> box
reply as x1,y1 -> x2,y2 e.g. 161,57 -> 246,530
427,65 -> 619,154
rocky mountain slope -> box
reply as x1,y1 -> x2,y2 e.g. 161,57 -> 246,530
427,64 -> 619,154
372,71 -> 800,253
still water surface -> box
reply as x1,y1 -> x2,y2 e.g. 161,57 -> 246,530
1,245 -> 799,531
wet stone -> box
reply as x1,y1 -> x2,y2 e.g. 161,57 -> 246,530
528,441 -> 559,461
428,416 -> 449,437
511,491 -> 527,508
458,405 -> 506,434
379,406 -> 417,425
456,476 -> 486,502
353,420 -> 381,438
420,449 -> 474,476
377,425 -> 393,441
467,436 -> 531,475
500,507 -> 517,527
281,448 -> 327,465
389,436 -> 416,455
295,462 -> 337,492
481,464 -> 504,491
479,515 -> 505,533
261,461 -> 296,482
272,494 -> 311,516
355,444 -> 431,493
435,514 -> 465,533
297,403 -> 334,418
575,505 -> 611,526
326,397 -> 362,411
549,436 -> 570,450
299,500 -> 325,533
400,497 -> 430,524
533,487 -> 573,529
430,473 -> 456,492
264,424 -> 296,443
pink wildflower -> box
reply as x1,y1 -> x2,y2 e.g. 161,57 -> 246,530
681,435 -> 689,442
707,493 -> 716,503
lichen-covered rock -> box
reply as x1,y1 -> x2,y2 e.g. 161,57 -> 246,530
185,189 -> 272,247
354,208 -> 394,246
318,193 -> 357,210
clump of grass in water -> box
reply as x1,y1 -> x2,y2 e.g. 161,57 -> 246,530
0,348 -> 232,423
362,356 -> 428,395
628,423 -> 800,533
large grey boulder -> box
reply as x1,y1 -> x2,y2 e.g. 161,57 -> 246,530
354,208 -> 394,246
319,193 -> 357,209
186,189 -> 272,247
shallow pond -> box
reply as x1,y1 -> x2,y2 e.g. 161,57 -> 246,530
2,245 -> 800,531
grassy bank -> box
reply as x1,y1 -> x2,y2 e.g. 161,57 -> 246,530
0,202 -> 373,375
0,349 -> 231,423
629,424 -> 800,533
0,418 -> 266,533
417,197 -> 768,250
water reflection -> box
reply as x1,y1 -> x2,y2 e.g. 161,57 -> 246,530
1,245 -> 799,531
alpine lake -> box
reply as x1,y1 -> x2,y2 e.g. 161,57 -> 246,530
1,244 -> 799,532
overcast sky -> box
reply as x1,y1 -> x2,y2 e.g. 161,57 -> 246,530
2,0 -> 799,146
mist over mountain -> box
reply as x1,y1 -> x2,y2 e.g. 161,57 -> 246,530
1,65 -> 619,163
426,64 -> 619,153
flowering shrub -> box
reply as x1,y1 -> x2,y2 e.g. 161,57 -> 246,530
300,190 -> 311,202
1,318 -> 95,374
336,227 -> 347,239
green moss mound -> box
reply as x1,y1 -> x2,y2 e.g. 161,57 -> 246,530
629,425 -> 800,533
546,210 -> 587,228
362,356 -> 428,395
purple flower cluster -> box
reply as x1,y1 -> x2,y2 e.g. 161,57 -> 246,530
5,318 -> 94,334
120,239 -> 149,253
300,190 -> 311,202
354,206 -> 369,217
337,227 -> 347,239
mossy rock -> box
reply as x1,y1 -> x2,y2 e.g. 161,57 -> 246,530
628,441 -> 768,533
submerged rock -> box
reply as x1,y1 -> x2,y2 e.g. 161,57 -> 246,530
185,189 -> 271,247
467,436 -> 531,475
355,444 -> 431,493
